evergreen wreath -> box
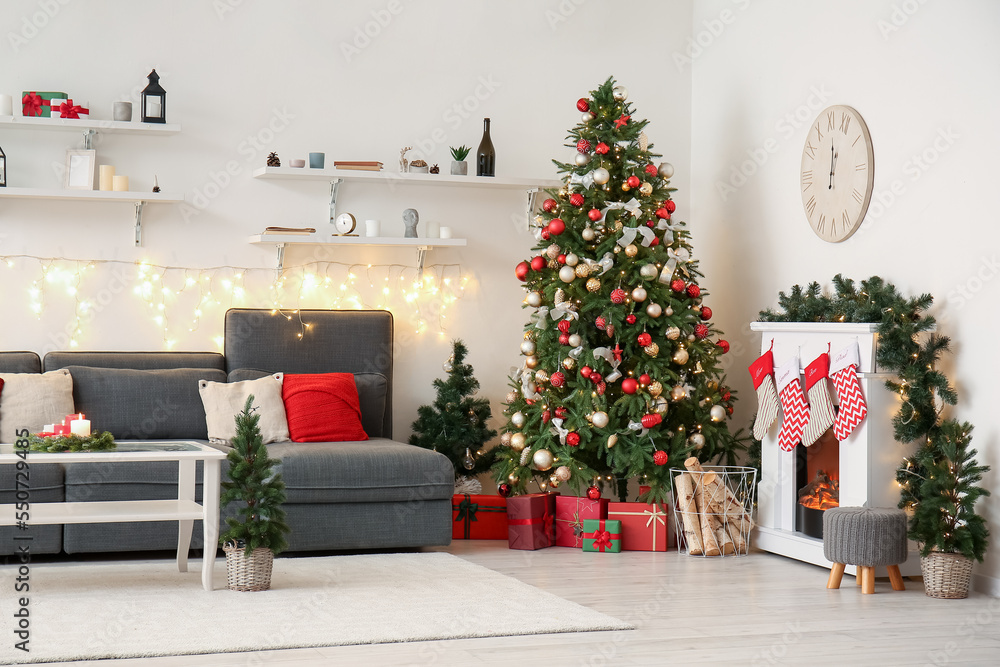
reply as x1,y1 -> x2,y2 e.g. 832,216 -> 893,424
759,274 -> 989,561
28,431 -> 116,452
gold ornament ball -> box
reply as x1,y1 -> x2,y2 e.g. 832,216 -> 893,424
533,449 -> 554,470
521,339 -> 536,356
615,220 -> 624,232
613,245 -> 621,254
648,380 -> 663,397
666,326 -> 681,340
607,434 -> 618,449
534,369 -> 549,384
508,473 -> 519,483
673,348 -> 689,365
639,264 -> 658,280
565,253 -> 579,267
593,168 -> 610,185
689,433 -> 706,449
613,85 -> 629,101
586,277 -> 601,293
568,333 -> 582,347
659,162 -> 674,178
576,153 -> 591,167
710,405 -> 726,422
582,227 -> 596,242
631,286 -> 647,302
624,244 -> 638,258
644,342 -> 660,357
511,433 -> 526,451
646,302 -> 662,318
555,465 -> 572,482
559,266 -> 576,283
575,263 -> 591,278
525,292 -> 542,308
505,391 -> 518,404
670,385 -> 687,402
525,354 -> 539,369
592,411 -> 609,428
654,396 -> 669,414
546,244 -> 561,259
707,380 -> 719,391
665,306 -> 674,316
511,411 -> 527,428
639,182 -> 653,196
500,431 -> 512,446
688,334 -> 696,342
562,357 -> 576,370
622,183 -> 631,192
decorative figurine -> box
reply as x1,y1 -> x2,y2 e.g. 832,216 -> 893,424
399,146 -> 412,173
403,208 -> 419,238
266,152 -> 280,167
152,175 -> 160,193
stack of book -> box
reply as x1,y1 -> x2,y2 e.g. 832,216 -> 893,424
260,226 -> 316,236
333,161 -> 383,171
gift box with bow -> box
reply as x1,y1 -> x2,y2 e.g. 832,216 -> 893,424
607,501 -> 671,551
49,98 -> 90,120
21,91 -> 68,118
554,495 -> 608,547
451,494 -> 508,540
506,492 -> 556,550
582,518 -> 622,553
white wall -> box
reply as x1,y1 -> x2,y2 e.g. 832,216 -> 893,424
690,0 -> 1000,593
0,1 -> 693,454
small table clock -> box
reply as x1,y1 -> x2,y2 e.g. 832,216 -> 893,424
333,212 -> 359,236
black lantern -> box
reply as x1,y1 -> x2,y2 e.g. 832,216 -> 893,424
141,69 -> 166,123
0,144 -> 6,187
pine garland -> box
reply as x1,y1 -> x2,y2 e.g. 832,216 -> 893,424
759,274 -> 989,561
28,431 -> 116,452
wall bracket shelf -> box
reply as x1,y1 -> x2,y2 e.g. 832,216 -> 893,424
248,234 -> 467,271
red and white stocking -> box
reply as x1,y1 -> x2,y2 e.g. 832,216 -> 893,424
801,350 -> 835,447
776,356 -> 810,452
748,346 -> 780,441
831,341 -> 868,440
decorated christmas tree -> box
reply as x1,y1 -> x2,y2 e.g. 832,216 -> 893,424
410,340 -> 498,484
493,77 -> 739,504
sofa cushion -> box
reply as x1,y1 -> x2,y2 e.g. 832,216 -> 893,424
229,369 -> 388,438
282,373 -> 368,442
199,374 -> 289,444
44,351 -> 225,372
265,439 -> 454,503
0,369 -> 74,444
66,366 -> 226,440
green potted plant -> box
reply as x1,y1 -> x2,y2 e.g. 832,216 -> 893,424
897,419 -> 990,599
219,394 -> 290,591
450,145 -> 471,176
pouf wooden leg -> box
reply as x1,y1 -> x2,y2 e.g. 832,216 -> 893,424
887,565 -> 906,591
827,562 -> 846,589
862,566 -> 876,594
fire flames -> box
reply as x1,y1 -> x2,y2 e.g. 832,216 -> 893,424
799,470 -> 839,511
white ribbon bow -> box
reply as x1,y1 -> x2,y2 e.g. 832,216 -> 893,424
550,417 -> 569,445
598,198 -> 642,226
569,172 -> 595,190
520,370 -> 540,401
550,301 -> 579,322
618,225 -> 657,248
663,245 -> 690,276
628,420 -> 649,437
592,346 -> 623,383
569,345 -> 585,359
583,252 -> 615,276
658,218 -> 685,242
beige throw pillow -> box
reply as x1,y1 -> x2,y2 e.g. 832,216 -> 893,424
199,373 -> 289,444
0,369 -> 75,444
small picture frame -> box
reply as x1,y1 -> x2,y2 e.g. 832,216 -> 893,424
65,149 -> 96,190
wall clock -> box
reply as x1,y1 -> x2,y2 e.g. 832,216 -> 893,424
333,212 -> 358,236
800,105 -> 874,242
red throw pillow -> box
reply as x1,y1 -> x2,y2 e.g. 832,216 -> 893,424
282,373 -> 368,442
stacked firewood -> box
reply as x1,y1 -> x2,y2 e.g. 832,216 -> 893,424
674,457 -> 755,556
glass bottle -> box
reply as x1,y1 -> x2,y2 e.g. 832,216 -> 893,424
476,118 -> 495,177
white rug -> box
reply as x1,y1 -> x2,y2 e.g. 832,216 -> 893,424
1,552 -> 632,664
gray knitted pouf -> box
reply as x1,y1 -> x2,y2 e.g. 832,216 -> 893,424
822,506 -> 908,594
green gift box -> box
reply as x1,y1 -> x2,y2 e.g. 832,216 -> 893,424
582,519 -> 622,553
22,91 -> 68,118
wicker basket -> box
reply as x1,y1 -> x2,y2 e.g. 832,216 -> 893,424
223,544 -> 274,592
921,551 -> 974,599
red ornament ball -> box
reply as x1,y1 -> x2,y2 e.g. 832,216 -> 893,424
622,378 -> 638,394
588,208 -> 602,222
665,200 -> 677,213
626,314 -> 637,325
645,164 -> 658,176
686,284 -> 701,298
587,486 -> 602,500
577,98 -> 590,112
590,372 -> 602,384
559,333 -> 570,345
650,237 -> 660,247
627,175 -> 641,188
569,193 -> 585,207
530,256 -> 546,271
548,218 -> 566,235
722,389 -> 732,401
580,366 -> 592,379
542,409 -> 551,423
610,288 -> 627,304
671,279 -> 686,293
639,373 -> 651,385
637,332 -> 652,347
646,220 -> 655,228
558,319 -> 572,334
653,450 -> 669,466
655,207 -> 671,219
718,339 -> 730,354
515,261 -> 530,281
596,381 -> 607,395
555,406 -> 568,419
540,229 -> 551,241
595,142 -> 610,155
550,371 -> 566,387
498,483 -> 512,498
576,138 -> 591,154
566,432 -> 581,446
694,323 -> 709,339
557,254 -> 567,264
727,405 -> 734,415
642,414 -> 659,429
542,198 -> 558,213
595,316 -> 607,330
700,306 -> 713,321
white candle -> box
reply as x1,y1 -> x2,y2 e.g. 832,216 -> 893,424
439,226 -> 453,239
365,219 -> 380,237
99,165 -> 116,191
70,418 -> 91,437
0,94 -> 12,116
113,175 -> 129,191
43,424 -> 54,433
425,221 -> 439,238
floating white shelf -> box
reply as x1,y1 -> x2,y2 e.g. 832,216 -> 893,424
252,166 -> 560,189
0,115 -> 181,135
248,234 -> 467,270
0,187 -> 183,246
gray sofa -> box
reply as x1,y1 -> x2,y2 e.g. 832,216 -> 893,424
0,309 -> 454,556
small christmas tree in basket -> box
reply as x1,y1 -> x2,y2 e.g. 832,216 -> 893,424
219,394 -> 290,591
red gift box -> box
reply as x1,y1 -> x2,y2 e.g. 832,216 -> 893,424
554,495 -> 609,548
451,494 -> 508,540
607,501 -> 671,551
506,492 -> 556,550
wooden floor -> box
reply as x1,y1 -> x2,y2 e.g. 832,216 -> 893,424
37,541 -> 1000,666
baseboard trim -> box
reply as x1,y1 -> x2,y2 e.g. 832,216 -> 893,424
973,571 -> 1000,597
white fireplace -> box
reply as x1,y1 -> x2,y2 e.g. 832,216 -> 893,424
750,322 -> 921,577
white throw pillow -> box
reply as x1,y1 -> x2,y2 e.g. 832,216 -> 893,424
199,373 -> 289,444
0,369 -> 75,444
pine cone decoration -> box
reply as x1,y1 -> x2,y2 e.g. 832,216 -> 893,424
429,164 -> 440,174
266,152 -> 281,167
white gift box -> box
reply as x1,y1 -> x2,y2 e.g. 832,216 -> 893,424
50,98 -> 90,120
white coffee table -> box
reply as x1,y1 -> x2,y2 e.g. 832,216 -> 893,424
0,440 -> 226,591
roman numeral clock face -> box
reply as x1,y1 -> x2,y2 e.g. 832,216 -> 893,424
800,105 -> 875,242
